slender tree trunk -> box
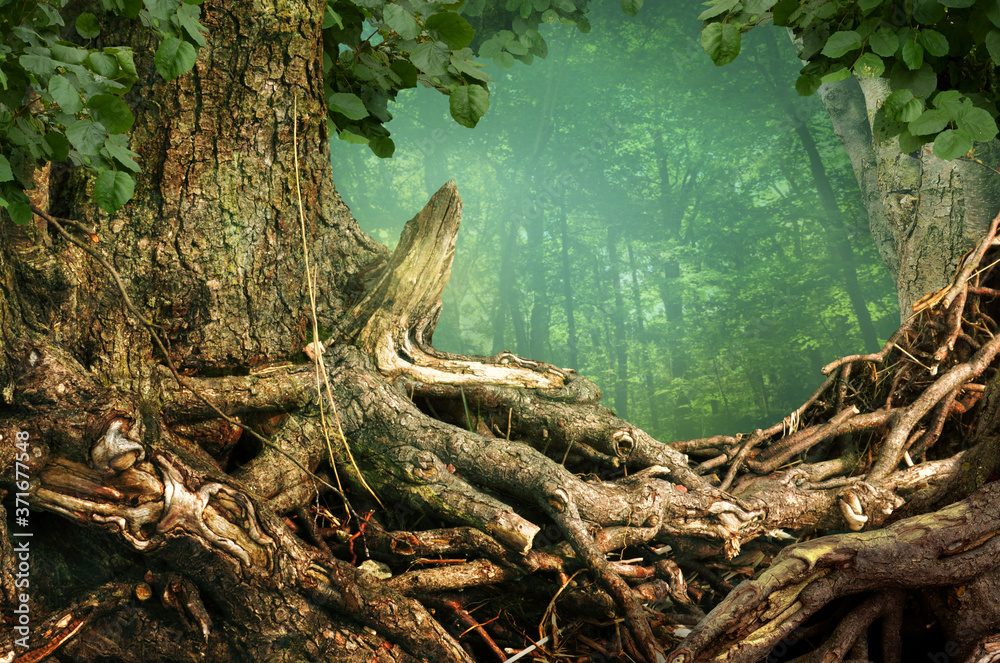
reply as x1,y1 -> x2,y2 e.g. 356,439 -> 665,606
790,117 -> 881,352
627,239 -> 661,433
606,226 -> 629,419
651,131 -> 698,439
559,203 -> 579,371
527,210 -> 551,361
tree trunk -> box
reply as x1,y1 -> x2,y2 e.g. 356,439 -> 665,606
818,76 -> 1000,316
628,239 -> 661,434
605,227 -> 630,419
558,202 -> 579,371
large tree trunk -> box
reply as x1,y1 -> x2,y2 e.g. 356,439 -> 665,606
5,8 -> 1000,663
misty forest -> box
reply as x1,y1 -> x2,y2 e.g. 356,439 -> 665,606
3,1 -> 1000,663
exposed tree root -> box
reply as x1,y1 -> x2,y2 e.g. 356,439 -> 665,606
6,186 -> 1000,662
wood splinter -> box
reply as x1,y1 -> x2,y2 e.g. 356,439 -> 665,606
343,181 -> 567,390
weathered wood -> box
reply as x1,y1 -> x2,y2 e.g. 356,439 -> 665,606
344,181 -> 567,390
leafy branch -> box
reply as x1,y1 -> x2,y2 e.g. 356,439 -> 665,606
698,0 -> 1000,160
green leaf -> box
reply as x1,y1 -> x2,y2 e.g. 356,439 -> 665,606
885,90 -> 922,121
913,0 -> 946,22
918,29 -> 948,57
986,0 -> 1000,27
104,137 -> 141,171
889,62 -> 937,99
821,31 -> 862,58
66,119 -> 107,156
493,52 -> 516,68
743,0 -> 775,13
76,13 -> 101,39
20,53 -> 57,76
479,37 -> 502,59
6,200 -> 31,226
449,85 -> 490,128
898,128 -> 929,153
938,0 -> 974,6
368,136 -> 395,158
701,22 -> 741,66
451,53 -> 491,81
338,129 -> 369,145
121,0 -> 143,18
821,66 -> 852,83
795,73 -> 821,96
324,6 -> 343,29
327,92 -> 368,120
45,133 -> 70,161
111,48 -> 138,81
154,37 -> 198,81
94,170 -> 135,213
622,0 -> 644,15
909,108 -> 950,135
147,0 -> 182,22
424,12 -> 475,49
0,155 -> 13,182
854,52 -> 884,78
933,128 -> 972,160
956,106 -> 999,141
697,0 -> 737,21
986,30 -> 1000,66
505,41 -> 528,56
89,52 -> 119,78
858,0 -> 882,13
410,41 -> 451,76
88,95 -> 134,133
48,75 -> 82,114
175,4 -> 207,47
50,44 -> 88,65
390,60 -> 418,87
901,39 -> 924,70
383,5 -> 420,39
772,0 -> 798,24
868,27 -> 898,57
932,90 -> 964,113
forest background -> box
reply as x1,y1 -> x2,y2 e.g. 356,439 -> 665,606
331,1 -> 900,444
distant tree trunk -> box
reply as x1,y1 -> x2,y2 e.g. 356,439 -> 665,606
652,131 -> 698,439
526,210 -> 551,361
606,226 -> 630,419
490,213 -> 526,355
627,239 -> 661,433
762,38 -> 881,352
559,203 -> 579,371
789,116 -> 881,352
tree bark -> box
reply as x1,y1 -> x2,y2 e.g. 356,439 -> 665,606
818,76 -> 1000,316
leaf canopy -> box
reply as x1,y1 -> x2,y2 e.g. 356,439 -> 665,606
700,0 -> 1000,159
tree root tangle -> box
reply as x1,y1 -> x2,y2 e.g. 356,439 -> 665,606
4,186 -> 1000,662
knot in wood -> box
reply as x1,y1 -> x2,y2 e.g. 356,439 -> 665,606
91,418 -> 145,474
546,487 -> 570,513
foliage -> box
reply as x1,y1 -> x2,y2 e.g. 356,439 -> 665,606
0,0 -> 599,221
0,0 -> 206,221
699,0 -> 1000,160
321,0 -> 592,156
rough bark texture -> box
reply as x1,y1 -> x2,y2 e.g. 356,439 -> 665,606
819,76 -> 1000,316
